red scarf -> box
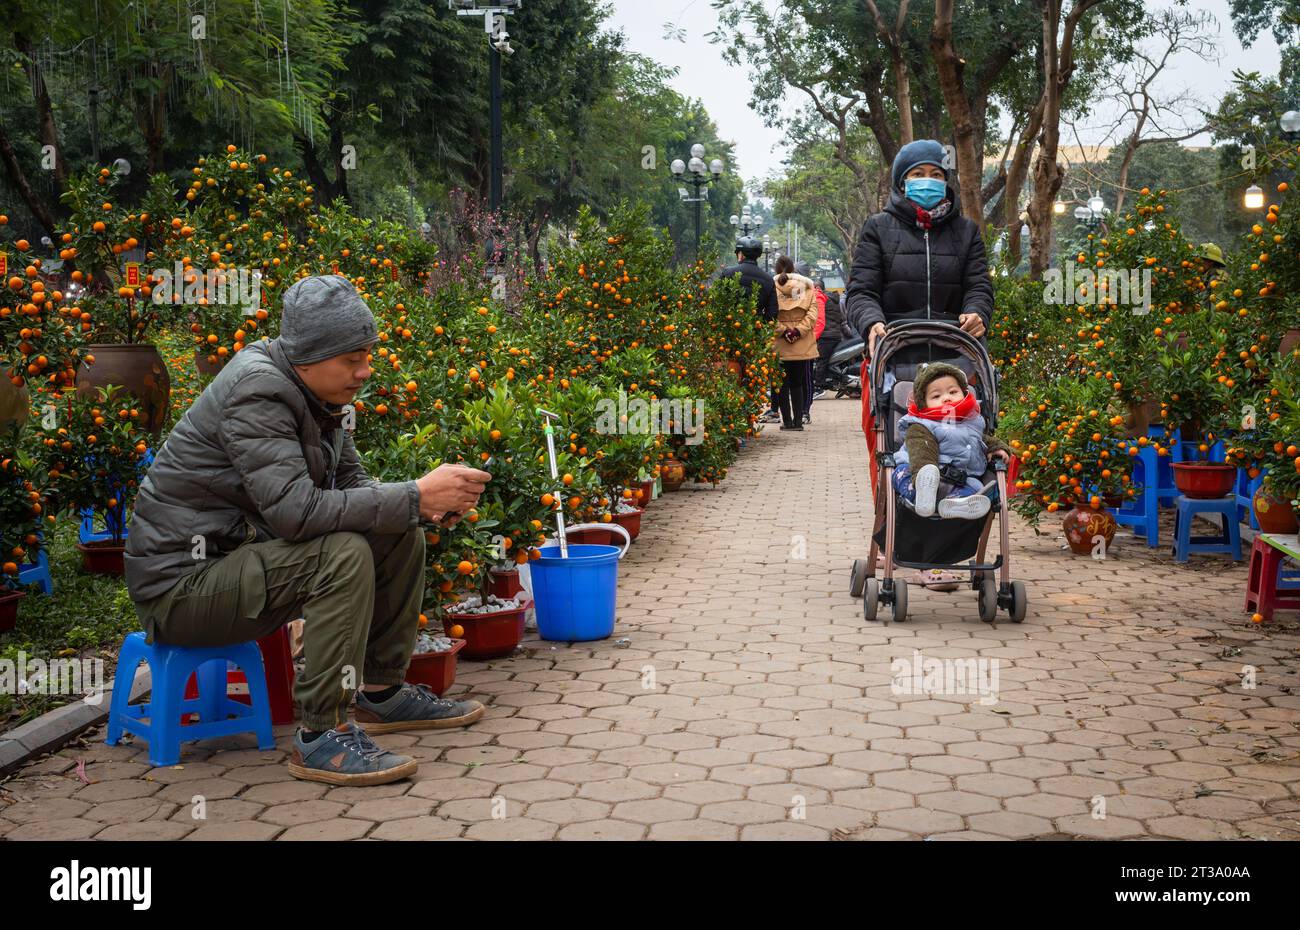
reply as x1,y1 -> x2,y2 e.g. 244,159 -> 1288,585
908,389 -> 978,422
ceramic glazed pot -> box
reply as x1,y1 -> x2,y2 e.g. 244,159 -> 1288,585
76,344 -> 171,437
1253,488 -> 1298,534
1062,505 -> 1117,556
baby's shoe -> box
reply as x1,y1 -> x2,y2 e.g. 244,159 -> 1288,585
913,464 -> 941,517
938,494 -> 991,520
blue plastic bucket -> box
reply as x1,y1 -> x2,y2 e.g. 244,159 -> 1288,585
530,524 -> 631,642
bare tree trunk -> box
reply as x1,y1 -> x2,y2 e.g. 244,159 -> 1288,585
864,0 -> 914,144
930,0 -> 983,229
14,33 -> 67,192
1028,0 -> 1102,279
330,116 -> 350,205
0,122 -> 58,236
1004,100 -> 1045,264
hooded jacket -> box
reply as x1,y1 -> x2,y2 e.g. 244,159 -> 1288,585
773,273 -> 821,361
124,338 -> 420,603
844,185 -> 993,340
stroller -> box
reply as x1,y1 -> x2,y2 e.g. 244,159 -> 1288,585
848,320 -> 1027,625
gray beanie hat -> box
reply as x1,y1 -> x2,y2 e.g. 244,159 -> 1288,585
279,275 -> 378,365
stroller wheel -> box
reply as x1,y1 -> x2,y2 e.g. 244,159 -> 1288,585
1008,580 -> 1028,623
863,578 -> 880,621
977,577 -> 998,623
850,559 -> 868,598
890,579 -> 908,622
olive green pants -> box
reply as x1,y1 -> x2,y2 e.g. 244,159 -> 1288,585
134,528 -> 425,731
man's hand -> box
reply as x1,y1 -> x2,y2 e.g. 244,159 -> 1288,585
867,322 -> 887,356
416,463 -> 491,523
990,449 -> 1010,463
958,312 -> 986,339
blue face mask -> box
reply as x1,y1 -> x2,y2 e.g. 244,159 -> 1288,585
904,177 -> 946,209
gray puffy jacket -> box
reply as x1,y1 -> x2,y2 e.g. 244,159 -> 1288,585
894,404 -> 990,480
124,338 -> 420,602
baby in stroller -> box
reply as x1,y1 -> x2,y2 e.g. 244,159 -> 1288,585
891,362 -> 1012,521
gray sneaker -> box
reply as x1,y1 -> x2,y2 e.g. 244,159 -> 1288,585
288,723 -> 417,786
354,684 -> 486,734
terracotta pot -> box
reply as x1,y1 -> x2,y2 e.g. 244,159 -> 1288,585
1253,488 -> 1298,534
1279,328 -> 1300,357
636,479 -> 654,509
1062,505 -> 1118,556
488,567 -> 524,600
405,638 -> 465,694
76,540 -> 125,575
612,507 -> 643,541
660,457 -> 685,492
76,344 -> 171,437
566,527 -> 614,546
727,359 -> 743,377
0,370 -> 29,436
1123,398 -> 1159,438
194,348 -> 225,377
0,590 -> 24,634
1171,462 -> 1236,499
450,598 -> 531,660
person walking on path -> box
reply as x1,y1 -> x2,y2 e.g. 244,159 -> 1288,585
126,274 -> 492,786
843,138 -> 994,589
771,255 -> 820,430
718,236 -> 782,422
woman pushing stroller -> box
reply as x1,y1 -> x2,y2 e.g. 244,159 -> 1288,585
844,138 -> 996,592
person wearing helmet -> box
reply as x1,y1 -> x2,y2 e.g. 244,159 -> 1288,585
719,236 -> 779,321
719,236 -> 781,420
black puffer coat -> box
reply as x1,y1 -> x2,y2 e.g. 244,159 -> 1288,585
717,258 -> 779,320
843,186 -> 993,339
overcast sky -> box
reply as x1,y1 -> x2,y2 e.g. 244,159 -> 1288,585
605,0 -> 1283,189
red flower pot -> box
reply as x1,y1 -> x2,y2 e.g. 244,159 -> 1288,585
566,527 -> 613,546
0,590 -> 24,634
637,480 -> 654,509
613,507 -> 643,541
1171,462 -> 1236,500
450,598 -> 531,660
1253,488 -> 1298,534
489,567 -> 524,599
76,540 -> 125,575
405,638 -> 466,694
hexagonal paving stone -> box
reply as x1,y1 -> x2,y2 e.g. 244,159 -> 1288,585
648,819 -> 739,841
525,798 -> 611,823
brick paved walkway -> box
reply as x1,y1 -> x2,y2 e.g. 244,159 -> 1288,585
3,398 -> 1299,840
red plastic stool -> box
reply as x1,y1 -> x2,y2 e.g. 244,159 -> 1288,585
1244,537 -> 1300,621
183,626 -> 296,724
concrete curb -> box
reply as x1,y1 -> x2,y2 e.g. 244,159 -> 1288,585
0,667 -> 151,778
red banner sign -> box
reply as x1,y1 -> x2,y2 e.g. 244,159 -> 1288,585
124,262 -> 141,287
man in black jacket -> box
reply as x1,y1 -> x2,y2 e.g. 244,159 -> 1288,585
843,139 -> 993,357
718,236 -> 779,321
719,236 -> 781,420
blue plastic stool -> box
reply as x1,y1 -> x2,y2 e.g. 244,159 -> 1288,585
79,448 -> 153,544
1112,440 -> 1180,547
106,632 -> 276,767
1235,468 -> 1264,529
16,549 -> 53,595
1172,495 -> 1242,563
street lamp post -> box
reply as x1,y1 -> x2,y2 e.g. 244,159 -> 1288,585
730,205 -> 763,237
451,1 -> 519,270
762,235 -> 772,271
672,144 -> 724,260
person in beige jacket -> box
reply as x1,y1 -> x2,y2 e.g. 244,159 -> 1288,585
771,255 -> 820,430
